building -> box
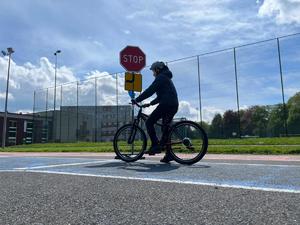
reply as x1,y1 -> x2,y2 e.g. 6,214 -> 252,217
1,105 -> 185,146
0,112 -> 33,146
34,105 -> 133,143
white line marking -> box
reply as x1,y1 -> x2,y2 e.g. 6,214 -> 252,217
14,159 -> 117,170
15,169 -> 300,194
201,162 -> 300,168
11,159 -> 300,170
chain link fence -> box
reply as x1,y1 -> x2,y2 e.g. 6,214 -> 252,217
32,33 -> 300,143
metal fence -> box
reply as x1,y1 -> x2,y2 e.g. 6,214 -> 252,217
32,33 -> 300,143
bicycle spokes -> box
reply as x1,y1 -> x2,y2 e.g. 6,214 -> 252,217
114,124 -> 147,162
169,121 -> 206,162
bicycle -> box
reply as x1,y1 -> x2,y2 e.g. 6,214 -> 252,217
113,102 -> 208,165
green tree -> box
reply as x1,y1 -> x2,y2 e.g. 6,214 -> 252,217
223,110 -> 239,138
287,92 -> 300,135
252,106 -> 269,137
209,114 -> 223,138
199,121 -> 210,134
267,104 -> 286,137
240,108 -> 254,136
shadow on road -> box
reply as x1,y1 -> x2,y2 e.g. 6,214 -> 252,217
86,161 -> 210,173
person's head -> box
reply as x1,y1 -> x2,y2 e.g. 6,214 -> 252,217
150,61 -> 166,77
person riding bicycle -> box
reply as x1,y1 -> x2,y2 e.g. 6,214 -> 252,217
132,61 -> 179,163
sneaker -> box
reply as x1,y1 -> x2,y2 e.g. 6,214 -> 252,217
160,154 -> 173,163
145,145 -> 162,155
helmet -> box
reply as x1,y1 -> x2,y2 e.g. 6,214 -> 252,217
150,61 -> 165,71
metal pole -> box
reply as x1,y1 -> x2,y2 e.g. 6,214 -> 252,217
116,74 -> 119,130
45,88 -> 48,142
54,54 -> 57,113
32,91 -> 36,144
53,50 -> 61,142
2,48 -> 13,148
233,48 -> 241,138
197,56 -> 203,125
277,38 -> 288,136
60,85 -> 63,142
76,81 -> 79,142
53,54 -> 57,142
95,77 -> 97,142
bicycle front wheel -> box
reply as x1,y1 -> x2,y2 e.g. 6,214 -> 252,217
168,121 -> 208,165
113,124 -> 147,162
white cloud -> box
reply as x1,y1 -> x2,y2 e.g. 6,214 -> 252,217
0,92 -> 14,100
0,56 -> 123,112
0,56 -> 76,90
176,101 -> 224,123
258,0 -> 300,24
93,41 -> 104,47
123,30 -> 131,35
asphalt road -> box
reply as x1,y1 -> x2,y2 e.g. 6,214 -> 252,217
0,154 -> 299,225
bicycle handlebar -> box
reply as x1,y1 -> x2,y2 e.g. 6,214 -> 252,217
130,101 -> 150,108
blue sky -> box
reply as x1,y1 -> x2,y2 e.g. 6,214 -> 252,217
0,0 -> 300,121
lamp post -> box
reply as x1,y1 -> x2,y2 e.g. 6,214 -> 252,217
53,50 -> 61,112
53,50 -> 61,142
1,47 -> 14,148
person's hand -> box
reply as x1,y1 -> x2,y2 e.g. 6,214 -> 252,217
131,99 -> 137,105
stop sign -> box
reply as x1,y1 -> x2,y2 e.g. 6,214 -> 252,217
120,46 -> 146,72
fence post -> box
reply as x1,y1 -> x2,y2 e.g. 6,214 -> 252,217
45,88 -> 48,142
233,48 -> 242,138
32,91 -> 36,144
116,74 -> 119,130
60,85 -> 62,142
277,38 -> 288,137
76,81 -> 79,142
197,55 -> 203,125
95,77 -> 97,142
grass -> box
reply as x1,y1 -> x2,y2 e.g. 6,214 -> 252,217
2,137 -> 300,154
209,137 -> 300,145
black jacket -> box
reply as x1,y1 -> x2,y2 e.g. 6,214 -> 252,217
136,67 -> 178,106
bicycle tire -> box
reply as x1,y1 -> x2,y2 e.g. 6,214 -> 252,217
168,121 -> 208,165
113,124 -> 147,162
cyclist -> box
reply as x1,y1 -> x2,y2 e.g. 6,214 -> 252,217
132,61 -> 179,163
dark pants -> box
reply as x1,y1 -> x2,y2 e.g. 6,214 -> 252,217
145,104 -> 178,147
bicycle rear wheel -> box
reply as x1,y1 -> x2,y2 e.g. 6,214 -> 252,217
168,121 -> 208,165
113,124 -> 147,162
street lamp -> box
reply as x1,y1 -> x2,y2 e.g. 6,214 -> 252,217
53,50 -> 61,142
1,47 -> 14,148
53,50 -> 61,112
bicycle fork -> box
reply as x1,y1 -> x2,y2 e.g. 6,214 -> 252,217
127,119 -> 138,145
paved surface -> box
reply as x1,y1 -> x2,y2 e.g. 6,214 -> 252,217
0,153 -> 299,225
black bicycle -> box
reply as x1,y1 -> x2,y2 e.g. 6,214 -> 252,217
113,102 -> 208,165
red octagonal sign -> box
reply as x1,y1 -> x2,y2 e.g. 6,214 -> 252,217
120,46 -> 146,72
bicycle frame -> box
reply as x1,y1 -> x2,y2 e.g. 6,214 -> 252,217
130,103 -> 182,146
133,103 -> 165,129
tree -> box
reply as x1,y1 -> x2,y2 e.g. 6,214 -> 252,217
209,114 -> 223,138
240,108 -> 254,136
223,110 -> 239,138
199,121 -> 210,134
287,92 -> 300,134
252,106 -> 269,137
267,104 -> 286,137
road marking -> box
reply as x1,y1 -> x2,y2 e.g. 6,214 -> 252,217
14,160 -> 117,170
201,162 -> 300,168
12,169 -> 299,194
11,158 -> 300,170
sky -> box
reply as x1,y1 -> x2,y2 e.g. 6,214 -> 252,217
0,0 -> 300,122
